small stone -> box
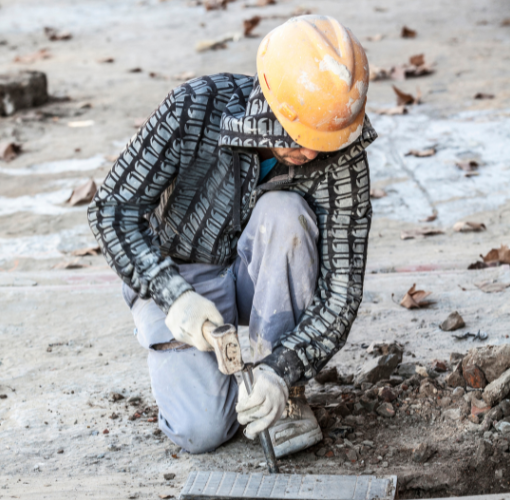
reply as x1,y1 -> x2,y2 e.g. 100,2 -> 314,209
163,473 -> 175,481
0,394 -> 8,399
416,366 -> 429,378
381,461 -> 388,468
0,71 -> 49,116
412,442 -> 434,463
443,408 -> 461,421
449,352 -> 464,365
397,363 -> 418,378
376,402 -> 395,418
462,345 -> 510,384
419,381 -> 437,398
355,353 -> 402,385
498,399 -> 510,417
109,392 -> 125,402
346,449 -> 358,462
339,373 -> 354,385
325,450 -> 334,458
431,360 -> 448,372
91,430 -> 99,436
471,400 -> 491,420
483,431 -> 493,440
452,387 -> 465,399
315,367 -> 339,385
446,362 -> 466,388
495,421 -> 510,435
468,414 -> 480,424
463,364 -> 487,389
315,447 -> 327,457
361,382 -> 374,392
439,311 -> 465,331
359,396 -> 378,413
57,449 -> 64,454
328,426 -> 354,440
474,438 -> 493,466
497,439 -> 510,452
482,369 -> 510,406
332,402 -> 351,417
103,429 -> 109,434
495,469 -> 504,479
97,453 -> 105,459
361,440 -> 374,447
389,376 -> 404,386
438,397 -> 451,408
128,395 -> 142,404
378,386 -> 397,402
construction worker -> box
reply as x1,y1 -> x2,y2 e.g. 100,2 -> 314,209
88,15 -> 376,457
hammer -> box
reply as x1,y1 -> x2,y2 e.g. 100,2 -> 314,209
202,321 -> 279,474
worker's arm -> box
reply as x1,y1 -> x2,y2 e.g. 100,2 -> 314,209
87,87 -> 194,312
262,120 -> 376,387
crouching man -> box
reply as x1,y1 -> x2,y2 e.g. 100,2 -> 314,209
88,15 -> 376,457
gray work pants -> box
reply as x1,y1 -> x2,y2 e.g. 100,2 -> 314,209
122,192 -> 319,453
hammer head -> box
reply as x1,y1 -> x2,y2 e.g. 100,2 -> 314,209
202,322 -> 244,375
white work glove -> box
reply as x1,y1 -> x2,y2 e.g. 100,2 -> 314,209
164,291 -> 224,352
236,364 -> 289,439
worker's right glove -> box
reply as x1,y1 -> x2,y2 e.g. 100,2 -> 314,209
164,291 -> 224,352
236,364 -> 289,439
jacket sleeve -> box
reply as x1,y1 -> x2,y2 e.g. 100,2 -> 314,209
87,88 -> 193,313
262,123 -> 375,387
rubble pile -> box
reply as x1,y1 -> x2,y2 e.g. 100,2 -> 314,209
305,341 -> 510,497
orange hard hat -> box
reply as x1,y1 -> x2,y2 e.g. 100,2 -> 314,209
257,15 -> 369,152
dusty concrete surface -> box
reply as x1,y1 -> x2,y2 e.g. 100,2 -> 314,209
0,0 -> 509,498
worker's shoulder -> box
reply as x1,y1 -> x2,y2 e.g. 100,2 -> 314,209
172,73 -> 255,100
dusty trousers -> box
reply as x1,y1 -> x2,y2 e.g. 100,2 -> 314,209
122,192 -> 319,453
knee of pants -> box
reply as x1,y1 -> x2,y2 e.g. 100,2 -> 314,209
159,406 -> 239,454
246,191 -> 319,253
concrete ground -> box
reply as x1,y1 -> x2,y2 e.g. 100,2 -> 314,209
0,0 -> 509,498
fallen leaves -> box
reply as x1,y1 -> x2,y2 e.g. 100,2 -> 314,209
366,34 -> 384,42
128,67 -> 143,73
370,188 -> 387,199
420,213 -> 437,222
401,26 -> 417,38
203,0 -> 235,10
0,142 -> 22,162
243,16 -> 261,36
375,105 -> 408,116
468,245 -> 510,269
409,54 -> 424,66
405,147 -> 436,157
474,92 -> 495,100
475,281 -> 510,293
400,227 -> 444,240
158,495 -> 173,499
71,246 -> 101,257
98,57 -> 115,63
174,71 -> 195,81
393,85 -> 421,105
453,221 -> 486,232
195,32 -> 241,52
400,284 -> 434,309
44,27 -> 72,41
67,179 -> 97,206
14,49 -> 51,64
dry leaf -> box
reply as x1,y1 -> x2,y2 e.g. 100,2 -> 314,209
482,245 -> 510,265
475,281 -> 510,293
196,33 -> 241,52
390,65 -> 406,81
174,71 -> 196,81
370,188 -> 387,199
292,6 -> 313,15
375,105 -> 408,116
53,259 -> 86,270
474,93 -> 495,99
257,0 -> 276,5
401,26 -> 417,38
409,54 -> 425,67
405,147 -> 436,157
401,227 -> 444,240
128,67 -> 143,73
369,64 -> 390,82
71,246 -> 101,257
0,142 -> 22,162
14,49 -> 51,64
400,284 -> 433,309
366,34 -> 384,42
158,495 -> 173,499
243,16 -> 261,37
501,18 -> 510,26
67,179 -> 97,206
456,160 -> 479,172
420,213 -> 437,222
203,0 -> 234,10
392,85 -> 421,105
98,57 -> 115,63
453,221 -> 486,232
44,27 -> 72,41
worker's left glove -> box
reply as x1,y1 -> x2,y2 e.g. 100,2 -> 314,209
236,364 -> 289,439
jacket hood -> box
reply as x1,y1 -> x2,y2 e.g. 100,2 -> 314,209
219,77 -> 300,149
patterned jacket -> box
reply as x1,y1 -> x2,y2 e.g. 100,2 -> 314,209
88,73 -> 377,387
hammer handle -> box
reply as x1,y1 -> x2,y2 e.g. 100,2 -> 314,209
242,366 -> 280,474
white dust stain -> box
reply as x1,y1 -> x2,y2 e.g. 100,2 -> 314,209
298,71 -> 320,93
0,190 -> 81,216
0,226 -> 95,263
319,55 -> 352,85
0,155 -> 106,176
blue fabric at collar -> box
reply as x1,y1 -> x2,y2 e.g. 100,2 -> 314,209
259,157 -> 277,183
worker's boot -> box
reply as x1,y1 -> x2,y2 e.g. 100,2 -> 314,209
268,386 -> 323,458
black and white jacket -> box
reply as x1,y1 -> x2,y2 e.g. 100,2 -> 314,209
88,73 -> 377,387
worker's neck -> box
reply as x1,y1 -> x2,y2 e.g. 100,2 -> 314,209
256,148 -> 275,161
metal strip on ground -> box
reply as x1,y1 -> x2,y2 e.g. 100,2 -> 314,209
179,472 -> 397,499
